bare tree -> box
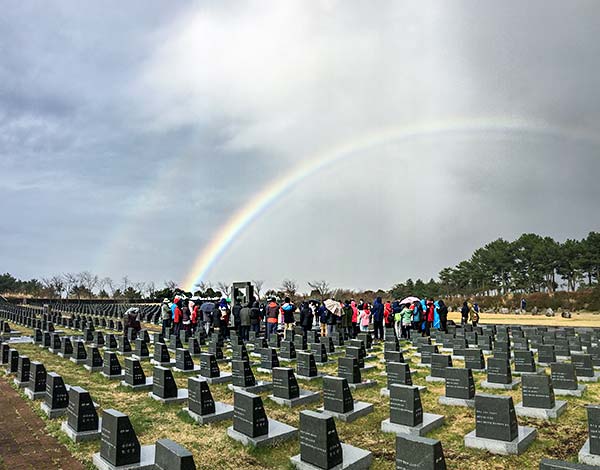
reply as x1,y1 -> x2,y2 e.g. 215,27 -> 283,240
280,279 -> 298,299
78,271 -> 99,295
134,281 -> 146,296
62,273 -> 78,298
252,280 -> 265,300
194,281 -> 212,294
121,276 -> 131,291
216,281 -> 232,298
145,281 -> 156,299
100,277 -> 116,297
164,280 -> 178,291
307,280 -> 331,300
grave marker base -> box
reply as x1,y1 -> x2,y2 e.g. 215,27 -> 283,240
131,355 -> 150,362
100,371 -> 125,380
120,378 -> 153,391
480,378 -> 521,390
149,359 -> 175,367
92,444 -> 155,470
577,372 -> 600,383
24,389 -> 45,400
380,385 -> 426,397
290,442 -> 373,470
83,365 -> 103,373
381,413 -> 445,437
318,401 -> 374,423
184,402 -> 234,424
425,376 -> 446,383
348,379 -> 377,390
172,365 -> 202,374
69,358 -> 86,365
40,402 -> 67,419
268,389 -> 320,407
512,367 -> 543,376
115,351 -> 133,356
464,426 -> 537,455
148,389 -> 189,404
13,379 -> 29,389
203,372 -> 232,385
296,373 -> 323,381
359,364 -> 376,372
61,419 -> 102,442
226,419 -> 297,448
438,396 -> 475,408
554,384 -> 586,397
514,400 -> 567,419
227,381 -> 273,394
579,439 -> 600,466
57,352 -> 72,359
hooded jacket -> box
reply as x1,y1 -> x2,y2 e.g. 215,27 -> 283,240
351,301 -> 359,323
266,301 -> 279,323
384,301 -> 392,324
371,297 -> 384,322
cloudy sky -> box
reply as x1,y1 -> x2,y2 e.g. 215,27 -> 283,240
2,0 -> 600,292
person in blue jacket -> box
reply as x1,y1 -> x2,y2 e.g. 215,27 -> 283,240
371,297 -> 385,341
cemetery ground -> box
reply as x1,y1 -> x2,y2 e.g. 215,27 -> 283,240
2,314 -> 600,470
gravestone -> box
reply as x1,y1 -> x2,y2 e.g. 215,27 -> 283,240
382,384 -> 445,436
42,372 -> 69,418
482,357 -> 520,390
259,347 -> 280,372
579,405 -> 600,465
199,353 -> 232,384
320,376 -> 373,423
514,350 -> 537,374
25,361 -> 47,400
280,340 -> 297,360
345,346 -> 365,369
385,350 -> 405,364
188,338 -> 201,357
133,339 -> 150,361
102,351 -> 123,379
551,363 -> 585,396
269,367 -> 320,407
153,343 -> 172,366
420,345 -> 439,366
464,393 -> 537,455
338,356 -> 376,389
572,353 -> 600,381
85,346 -> 104,372
464,348 -> 486,370
105,333 -> 117,350
268,333 -> 281,349
297,352 -> 321,380
50,332 -> 62,353
98,409 -> 141,468
232,359 -> 256,387
122,357 -> 152,390
294,334 -> 307,351
429,354 -> 452,382
59,336 -> 73,358
117,335 -> 132,355
174,348 -> 196,372
70,340 -> 88,365
150,366 -> 188,404
207,341 -> 224,360
61,386 -> 101,442
310,343 -> 329,364
540,459 -> 598,470
294,410 -> 342,469
515,373 -> 567,419
93,331 -> 105,347
186,376 -> 234,424
154,439 -> 196,470
15,355 -> 31,387
169,335 -> 183,351
395,434 -> 446,470
6,348 -> 19,373
232,343 -> 250,362
383,362 -> 416,397
0,343 -> 9,364
439,367 -> 475,408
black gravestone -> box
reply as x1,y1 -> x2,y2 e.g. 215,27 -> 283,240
67,386 -> 99,432
17,356 -> 30,383
7,349 -> 18,372
103,351 -> 122,377
385,350 -> 405,364
522,374 -> 555,409
463,348 -> 485,370
0,343 -> 9,364
232,343 -> 249,362
175,349 -> 195,371
170,335 -> 183,350
474,394 -> 518,442
118,335 -> 132,354
387,362 -> 413,388
207,341 -> 223,360
297,352 -> 319,378
551,363 -> 578,390
280,340 -> 297,360
539,459 -> 598,470
124,358 -> 147,386
514,350 -> 536,373
390,385 -> 422,427
51,333 -> 62,351
260,348 -> 280,370
134,339 -> 149,359
587,405 -> 600,455
272,367 -> 300,400
420,345 -> 439,365
200,353 -> 220,378
572,354 -> 595,378
395,434 -> 446,470
74,341 -> 87,360
299,410 -> 343,470
28,361 -> 47,393
310,343 -> 328,363
100,409 -> 140,467
323,376 -> 354,414
294,334 -> 307,351
232,359 -> 256,387
431,354 -> 452,379
268,333 -> 281,349
153,366 -> 178,398
232,389 -> 269,438
188,376 -> 216,416
45,372 -> 68,410
105,334 -> 117,350
188,338 -> 201,356
445,368 -> 475,400
60,337 -> 73,356
154,439 -> 196,470
487,357 -> 512,384
345,346 -> 365,368
93,331 -> 105,347
338,356 -> 361,384
154,343 -> 171,364
87,347 -> 103,368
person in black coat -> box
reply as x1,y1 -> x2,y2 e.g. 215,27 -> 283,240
437,300 -> 448,333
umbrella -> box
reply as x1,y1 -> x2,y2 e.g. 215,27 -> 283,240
324,299 -> 342,317
200,302 -> 215,313
400,296 -> 420,305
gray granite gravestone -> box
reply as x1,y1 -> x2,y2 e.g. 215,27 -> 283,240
199,353 -> 231,384
395,434 -> 446,470
579,405 -> 600,466
481,357 -> 520,390
174,348 -> 200,373
149,366 -> 188,404
154,439 -> 196,470
297,352 -> 321,380
228,359 -> 272,393
185,376 -> 233,424
319,376 -> 373,423
117,335 -> 132,356
133,339 -> 150,361
515,373 -> 567,419
152,343 -> 172,366
258,347 -> 280,372
382,384 -> 444,436
84,346 -> 103,372
464,348 -> 486,370
14,355 -> 30,388
25,361 -> 47,400
551,362 -> 586,396
439,367 -> 475,408
61,386 -> 101,442
41,372 -> 69,418
71,340 -> 87,364
428,354 -> 452,382
572,354 -> 600,382
269,367 -> 320,407
539,459 -> 597,470
101,351 -> 123,379
122,357 -> 152,390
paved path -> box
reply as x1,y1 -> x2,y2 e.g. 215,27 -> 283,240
0,377 -> 85,470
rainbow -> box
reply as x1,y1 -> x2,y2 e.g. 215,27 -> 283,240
181,116 -> 599,291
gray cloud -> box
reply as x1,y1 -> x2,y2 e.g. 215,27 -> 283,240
1,1 -> 599,291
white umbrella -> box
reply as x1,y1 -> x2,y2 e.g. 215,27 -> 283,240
400,296 -> 420,305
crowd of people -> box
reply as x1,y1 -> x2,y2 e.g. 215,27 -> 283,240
156,294 -> 483,341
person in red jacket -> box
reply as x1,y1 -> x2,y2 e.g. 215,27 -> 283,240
383,301 -> 393,330
425,298 -> 435,336
190,302 -> 199,334
172,298 -> 183,337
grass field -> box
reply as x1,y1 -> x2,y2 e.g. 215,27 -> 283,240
449,310 -> 600,328
2,317 -> 600,470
